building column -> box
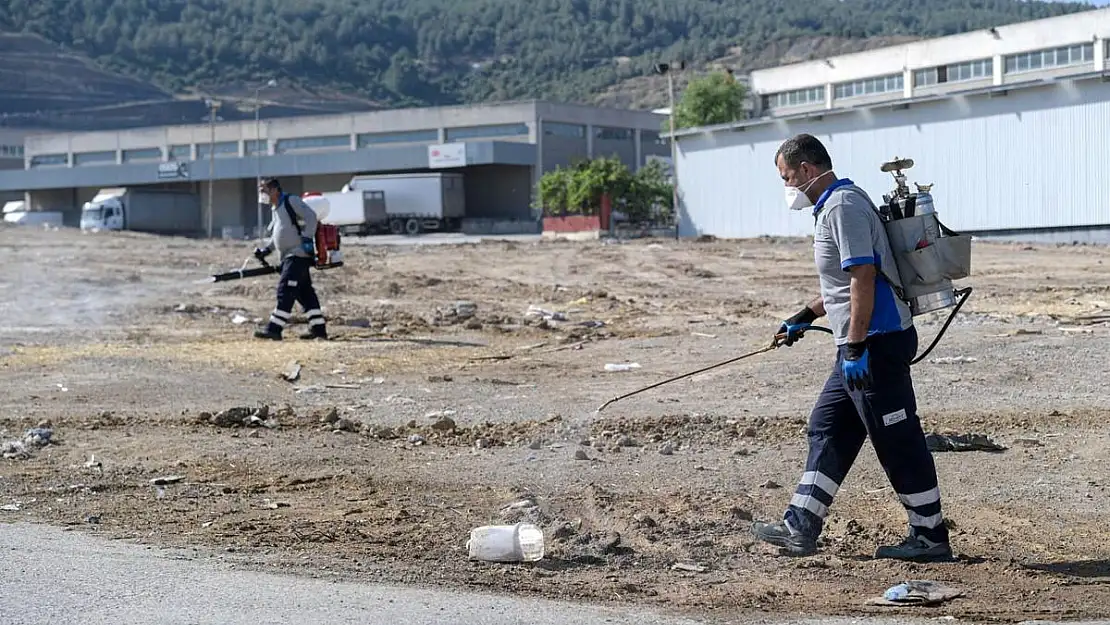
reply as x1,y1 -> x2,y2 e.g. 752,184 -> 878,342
993,54 -> 1003,85
903,68 -> 913,98
1095,37 -> 1106,72
586,124 -> 594,158
634,129 -> 643,170
825,84 -> 834,109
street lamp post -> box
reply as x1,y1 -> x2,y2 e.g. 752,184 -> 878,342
205,98 -> 221,239
654,61 -> 685,239
253,79 -> 277,240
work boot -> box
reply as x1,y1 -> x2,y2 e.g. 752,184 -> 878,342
751,520 -> 818,556
874,535 -> 954,562
254,327 -> 282,341
298,327 -> 328,341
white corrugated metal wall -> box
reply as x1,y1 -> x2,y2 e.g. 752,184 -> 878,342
675,79 -> 1110,238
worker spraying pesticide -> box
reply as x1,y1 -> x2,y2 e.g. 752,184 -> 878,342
252,178 -> 329,341
749,134 -> 971,562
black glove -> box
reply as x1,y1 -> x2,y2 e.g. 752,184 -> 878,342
777,306 -> 819,346
253,247 -> 271,262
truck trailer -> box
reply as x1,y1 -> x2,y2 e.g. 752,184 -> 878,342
317,189 -> 388,236
343,172 -> 465,235
80,187 -> 203,235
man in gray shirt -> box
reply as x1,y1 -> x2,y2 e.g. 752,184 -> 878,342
252,178 -> 328,340
750,134 -> 951,562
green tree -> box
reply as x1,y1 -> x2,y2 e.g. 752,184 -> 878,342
534,156 -> 672,223
671,70 -> 747,131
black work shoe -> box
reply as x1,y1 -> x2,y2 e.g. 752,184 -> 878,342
874,535 -> 954,562
751,520 -> 818,556
298,329 -> 329,340
253,328 -> 283,341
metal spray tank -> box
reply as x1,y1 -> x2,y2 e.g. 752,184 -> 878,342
875,157 -> 975,363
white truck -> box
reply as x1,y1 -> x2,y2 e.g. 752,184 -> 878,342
343,172 -> 465,235
80,187 -> 202,235
2,200 -> 64,227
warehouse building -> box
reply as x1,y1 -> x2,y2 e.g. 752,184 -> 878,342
0,100 -> 668,236
0,128 -> 29,205
673,8 -> 1110,243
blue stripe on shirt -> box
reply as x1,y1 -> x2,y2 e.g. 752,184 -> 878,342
840,251 -> 904,336
841,256 -> 875,270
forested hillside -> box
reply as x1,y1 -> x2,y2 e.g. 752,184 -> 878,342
0,0 -> 1097,111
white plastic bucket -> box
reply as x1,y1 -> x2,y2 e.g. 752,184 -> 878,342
467,523 -> 545,562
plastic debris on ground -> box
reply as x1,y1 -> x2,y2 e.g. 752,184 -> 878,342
925,432 -> 1006,453
1,427 -> 54,459
604,363 -> 641,372
867,580 -> 964,607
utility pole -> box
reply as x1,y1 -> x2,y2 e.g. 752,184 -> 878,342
655,61 -> 684,239
205,98 -> 221,239
253,79 -> 277,240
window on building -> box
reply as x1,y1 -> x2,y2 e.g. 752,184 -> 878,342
542,122 -> 586,138
356,129 -> 439,147
29,153 -> 67,167
445,123 -> 529,141
122,147 -> 162,162
1004,43 -> 1094,74
915,58 -> 992,87
0,145 -> 20,157
594,127 -> 632,141
834,73 -> 904,100
196,141 -> 240,159
73,150 -> 116,166
244,139 -> 268,156
275,135 -> 351,153
641,130 -> 666,146
764,86 -> 825,109
168,145 -> 191,161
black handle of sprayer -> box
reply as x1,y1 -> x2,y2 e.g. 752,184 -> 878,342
773,325 -> 833,347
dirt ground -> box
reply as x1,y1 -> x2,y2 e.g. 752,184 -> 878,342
3,225 -> 1110,622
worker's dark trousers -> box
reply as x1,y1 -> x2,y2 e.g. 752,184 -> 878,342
783,327 -> 949,545
265,256 -> 325,335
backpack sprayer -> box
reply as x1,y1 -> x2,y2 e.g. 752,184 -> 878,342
874,156 -> 973,364
195,192 -> 344,284
596,156 -> 975,413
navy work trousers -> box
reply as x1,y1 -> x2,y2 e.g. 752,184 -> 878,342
783,327 -> 949,545
265,256 -> 325,334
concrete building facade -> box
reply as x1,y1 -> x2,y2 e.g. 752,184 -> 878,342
0,100 -> 668,235
673,7 -> 1110,243
0,128 -> 31,205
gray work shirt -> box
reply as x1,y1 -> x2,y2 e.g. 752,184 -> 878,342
812,179 -> 912,345
262,193 -> 318,260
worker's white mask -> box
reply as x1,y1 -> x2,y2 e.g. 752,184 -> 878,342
785,170 -> 832,211
258,192 -> 271,205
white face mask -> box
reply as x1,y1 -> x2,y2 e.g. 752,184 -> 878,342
258,192 -> 271,205
785,170 -> 832,211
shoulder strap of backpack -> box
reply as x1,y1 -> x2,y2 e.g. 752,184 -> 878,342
839,185 -> 909,301
282,195 -> 303,237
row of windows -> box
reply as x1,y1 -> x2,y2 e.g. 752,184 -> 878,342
766,39 -> 1104,111
1004,43 -> 1093,74
914,58 -> 992,87
445,123 -> 529,142
0,145 -> 24,158
540,122 -> 652,143
763,86 -> 825,110
834,73 -> 904,100
25,123 -> 656,167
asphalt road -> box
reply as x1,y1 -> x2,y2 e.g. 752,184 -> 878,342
0,522 -> 1101,625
